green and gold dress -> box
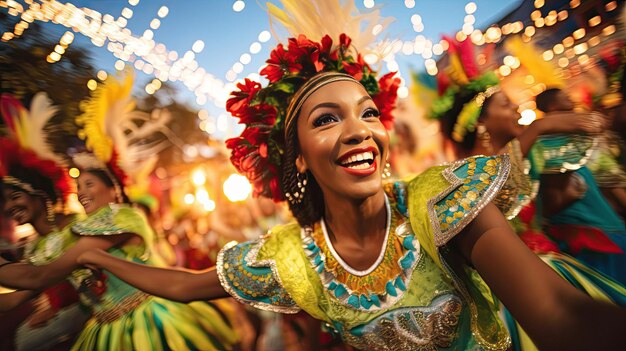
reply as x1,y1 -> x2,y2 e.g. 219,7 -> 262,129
218,155 -> 512,350
16,215 -> 92,351
70,204 -> 238,351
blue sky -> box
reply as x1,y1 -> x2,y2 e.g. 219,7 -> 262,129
5,0 -> 520,134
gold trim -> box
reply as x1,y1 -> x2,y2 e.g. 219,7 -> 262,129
216,240 -> 301,314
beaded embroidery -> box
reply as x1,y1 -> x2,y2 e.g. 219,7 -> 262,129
342,294 -> 463,351
429,155 -> 510,246
301,183 -> 421,311
216,240 -> 300,314
72,204 -> 130,236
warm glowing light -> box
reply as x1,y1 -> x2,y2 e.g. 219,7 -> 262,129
363,0 -> 375,9
588,36 -> 601,47
411,14 -> 422,25
558,10 -> 568,21
258,30 -> 271,42
530,10 -> 541,21
404,0 -> 415,9
518,109 -> 536,125
562,36 -> 574,48
503,55 -> 515,66
588,16 -> 601,27
606,1 -> 617,11
542,50 -> 554,61
553,43 -> 564,54
184,193 -> 195,205
573,28 -> 585,40
87,79 -> 97,90
535,17 -> 545,28
569,0 -> 580,8
157,6 -> 169,18
150,18 -> 160,29
97,70 -> 108,81
456,31 -> 467,42
465,2 -> 477,14
49,51 -> 61,61
128,0 -> 139,5
602,25 -> 616,36
573,43 -> 588,55
223,174 -> 252,202
192,169 -> 206,186
114,60 -> 125,70
250,42 -> 261,54
69,168 -> 80,178
534,0 -> 544,8
192,40 -> 205,53
499,65 -> 511,76
578,54 -> 590,65
557,57 -> 569,68
121,7 -> 133,19
397,86 -> 409,99
233,0 -> 245,12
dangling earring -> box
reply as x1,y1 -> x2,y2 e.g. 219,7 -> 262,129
45,198 -> 55,224
285,172 -> 308,205
476,124 -> 493,153
382,162 -> 391,179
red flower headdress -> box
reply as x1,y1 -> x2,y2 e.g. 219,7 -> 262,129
226,33 -> 400,201
0,94 -> 71,204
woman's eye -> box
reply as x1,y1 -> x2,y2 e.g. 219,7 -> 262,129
362,108 -> 381,119
313,114 -> 338,127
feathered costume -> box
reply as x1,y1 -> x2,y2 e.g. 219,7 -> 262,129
67,71 -> 239,351
0,93 -> 91,351
429,36 -> 626,351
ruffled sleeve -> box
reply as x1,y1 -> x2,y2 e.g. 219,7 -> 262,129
429,154 -> 510,247
217,239 -> 300,314
406,155 -> 512,351
72,204 -> 155,259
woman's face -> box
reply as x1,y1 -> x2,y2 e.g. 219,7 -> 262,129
482,91 -> 524,141
77,172 -> 117,214
2,188 -> 43,225
295,80 -> 389,201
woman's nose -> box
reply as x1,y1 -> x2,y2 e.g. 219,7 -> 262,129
340,116 -> 372,145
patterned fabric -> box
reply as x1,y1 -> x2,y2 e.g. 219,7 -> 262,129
71,204 -> 239,351
217,155 -> 511,351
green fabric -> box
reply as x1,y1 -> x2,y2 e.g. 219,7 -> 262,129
70,204 -> 238,351
246,155 -> 511,350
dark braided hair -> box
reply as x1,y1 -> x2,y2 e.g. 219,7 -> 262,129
280,120 -> 325,227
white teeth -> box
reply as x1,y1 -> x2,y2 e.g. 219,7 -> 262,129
341,151 -> 375,165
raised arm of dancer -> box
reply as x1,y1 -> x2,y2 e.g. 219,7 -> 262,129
0,289 -> 38,312
77,249 -> 229,303
515,112 -> 603,156
455,203 -> 626,350
0,234 -> 132,290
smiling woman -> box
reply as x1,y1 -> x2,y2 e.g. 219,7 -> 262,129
67,33 -> 626,351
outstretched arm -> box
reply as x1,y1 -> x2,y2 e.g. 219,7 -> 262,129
0,234 -> 132,290
78,249 -> 229,303
454,203 -> 626,350
0,290 -> 38,312
516,112 -> 603,156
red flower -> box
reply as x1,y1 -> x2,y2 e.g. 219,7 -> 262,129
226,79 -> 262,117
372,72 -> 401,130
339,33 -> 352,49
285,35 -> 324,73
236,104 -> 277,126
260,44 -> 303,83
320,35 -> 333,55
343,54 -> 367,81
